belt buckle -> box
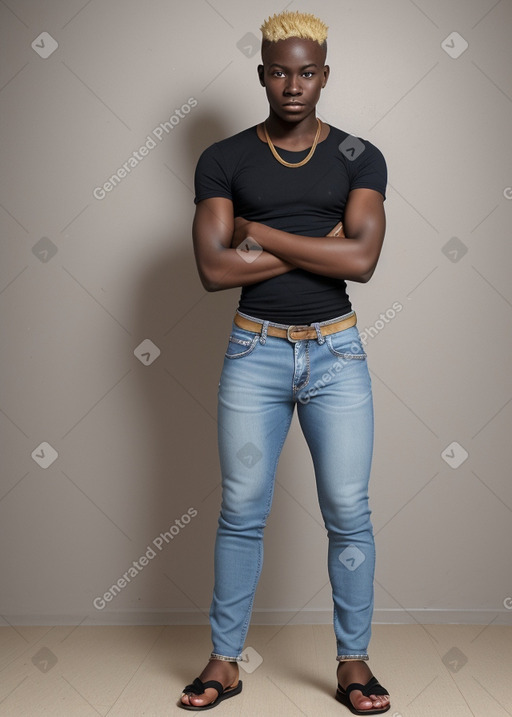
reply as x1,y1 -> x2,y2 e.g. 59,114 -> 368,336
286,324 -> 309,343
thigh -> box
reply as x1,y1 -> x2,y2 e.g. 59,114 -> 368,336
217,325 -> 295,511
296,327 -> 374,520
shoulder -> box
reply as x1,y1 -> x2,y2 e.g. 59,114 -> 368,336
326,124 -> 387,198
197,126 -> 257,162
327,125 -> 386,165
193,126 -> 258,203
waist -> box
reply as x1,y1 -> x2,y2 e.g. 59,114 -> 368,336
237,269 -> 352,324
234,310 -> 357,343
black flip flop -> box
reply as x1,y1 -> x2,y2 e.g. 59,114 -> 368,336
178,676 -> 243,711
335,675 -> 390,715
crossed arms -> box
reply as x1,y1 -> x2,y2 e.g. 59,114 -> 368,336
192,187 -> 385,291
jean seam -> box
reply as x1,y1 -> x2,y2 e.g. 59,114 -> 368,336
209,652 -> 244,662
325,334 -> 366,360
225,334 -> 259,359
293,341 -> 310,394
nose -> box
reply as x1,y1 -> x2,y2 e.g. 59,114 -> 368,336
284,74 -> 302,95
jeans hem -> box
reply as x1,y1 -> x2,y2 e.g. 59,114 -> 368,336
209,652 -> 244,663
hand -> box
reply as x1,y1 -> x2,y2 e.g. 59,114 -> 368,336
326,221 -> 345,238
231,216 -> 253,249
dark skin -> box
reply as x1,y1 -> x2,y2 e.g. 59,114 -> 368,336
193,37 -> 385,293
183,37 -> 389,713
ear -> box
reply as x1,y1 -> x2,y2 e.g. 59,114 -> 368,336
257,64 -> 265,87
322,64 -> 330,88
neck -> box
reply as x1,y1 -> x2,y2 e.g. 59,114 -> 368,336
264,111 -> 318,140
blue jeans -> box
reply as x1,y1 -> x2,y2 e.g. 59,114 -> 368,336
209,311 -> 375,663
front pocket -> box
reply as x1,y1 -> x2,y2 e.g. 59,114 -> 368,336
326,330 -> 367,359
224,333 -> 259,359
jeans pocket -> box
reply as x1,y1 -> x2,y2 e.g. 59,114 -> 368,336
224,328 -> 259,359
326,327 -> 367,359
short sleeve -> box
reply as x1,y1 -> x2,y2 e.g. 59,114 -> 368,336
349,140 -> 387,200
193,143 -> 232,205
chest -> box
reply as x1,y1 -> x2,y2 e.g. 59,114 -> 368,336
232,155 -> 351,218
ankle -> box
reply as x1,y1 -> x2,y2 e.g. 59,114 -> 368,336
203,658 -> 239,678
337,659 -> 371,683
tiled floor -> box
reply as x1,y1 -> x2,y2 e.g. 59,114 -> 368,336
0,623 -> 510,715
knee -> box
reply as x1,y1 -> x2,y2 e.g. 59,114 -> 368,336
322,492 -> 371,532
218,475 -> 272,524
218,500 -> 269,533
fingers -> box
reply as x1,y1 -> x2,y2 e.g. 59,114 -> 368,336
326,221 -> 345,238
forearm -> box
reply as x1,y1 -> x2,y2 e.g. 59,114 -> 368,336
248,224 -> 373,282
195,245 -> 294,292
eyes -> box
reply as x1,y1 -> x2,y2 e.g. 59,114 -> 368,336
271,70 -> 315,79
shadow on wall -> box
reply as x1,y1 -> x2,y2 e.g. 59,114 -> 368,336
128,110 -> 245,622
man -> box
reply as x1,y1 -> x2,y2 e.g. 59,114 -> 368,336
179,10 -> 390,714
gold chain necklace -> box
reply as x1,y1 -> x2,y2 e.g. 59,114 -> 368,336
263,118 -> 322,168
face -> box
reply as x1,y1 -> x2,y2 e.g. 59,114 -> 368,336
258,37 -> 329,123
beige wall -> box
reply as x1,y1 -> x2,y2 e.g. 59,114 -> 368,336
1,0 -> 511,627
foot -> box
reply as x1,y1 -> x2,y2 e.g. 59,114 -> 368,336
336,660 -> 390,713
180,659 -> 239,708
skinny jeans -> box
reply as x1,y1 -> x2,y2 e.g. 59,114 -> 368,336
209,311 -> 375,663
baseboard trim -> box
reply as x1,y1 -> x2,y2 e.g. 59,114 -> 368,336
2,608 -> 510,626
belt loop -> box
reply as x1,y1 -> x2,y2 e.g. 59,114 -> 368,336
313,322 -> 325,344
260,320 -> 269,344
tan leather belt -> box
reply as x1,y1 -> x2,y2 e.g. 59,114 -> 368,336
234,311 -> 357,343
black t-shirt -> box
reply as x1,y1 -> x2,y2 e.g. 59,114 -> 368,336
194,124 -> 387,324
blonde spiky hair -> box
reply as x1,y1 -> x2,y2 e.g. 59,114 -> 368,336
260,11 -> 328,45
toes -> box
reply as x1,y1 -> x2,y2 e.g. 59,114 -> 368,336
353,695 -> 374,710
349,691 -> 373,710
180,690 -> 214,707
191,689 -> 218,706
181,692 -> 201,706
351,691 -> 390,711
368,693 -> 390,708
